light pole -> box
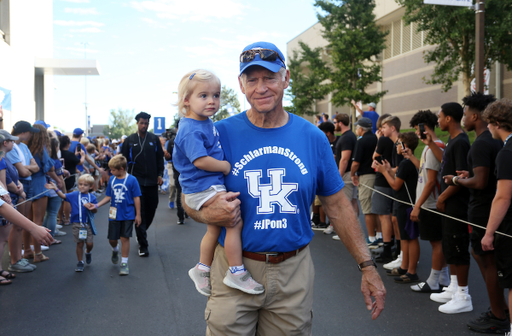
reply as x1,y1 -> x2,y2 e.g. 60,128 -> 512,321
81,42 -> 89,136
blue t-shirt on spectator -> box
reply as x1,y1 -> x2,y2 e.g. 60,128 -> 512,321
362,111 -> 379,134
105,174 -> 142,221
48,159 -> 64,198
173,118 -> 225,194
6,143 -> 34,181
65,191 -> 98,224
69,141 -> 87,172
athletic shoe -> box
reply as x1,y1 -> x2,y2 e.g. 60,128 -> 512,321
21,259 -> 37,270
368,238 -> 382,249
375,252 -> 393,264
138,247 -> 149,257
383,254 -> 402,270
54,230 -> 67,237
311,213 -> 320,226
119,263 -> 129,276
332,235 -> 341,241
431,282 -> 457,303
30,245 -> 50,251
410,282 -> 443,293
8,259 -> 34,273
467,309 -> 510,334
366,237 -> 374,245
188,266 -> 211,297
75,261 -> 85,272
85,253 -> 92,265
177,219 -> 184,225
111,250 -> 119,264
311,222 -> 329,230
56,224 -> 63,230
169,201 -> 175,209
223,270 -> 265,295
439,292 -> 473,314
323,225 -> 334,235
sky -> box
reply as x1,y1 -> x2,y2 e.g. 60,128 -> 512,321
51,0 -> 320,133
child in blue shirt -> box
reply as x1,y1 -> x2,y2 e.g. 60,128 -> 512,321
173,69 -> 264,296
46,174 -> 97,272
92,154 -> 141,276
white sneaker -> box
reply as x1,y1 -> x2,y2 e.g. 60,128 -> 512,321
430,282 -> 457,303
438,292 -> 473,314
332,235 -> 340,241
188,266 -> 211,297
323,225 -> 334,235
383,254 -> 402,270
56,224 -> 63,230
223,270 -> 264,295
29,245 -> 49,251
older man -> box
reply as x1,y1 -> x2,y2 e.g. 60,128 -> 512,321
184,42 -> 385,335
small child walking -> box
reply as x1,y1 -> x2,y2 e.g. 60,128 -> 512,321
92,155 -> 141,275
173,69 -> 264,296
46,174 -> 98,272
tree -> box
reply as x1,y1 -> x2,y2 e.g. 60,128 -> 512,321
211,86 -> 241,122
286,42 -> 330,116
314,0 -> 388,128
397,0 -> 512,95
104,108 -> 137,139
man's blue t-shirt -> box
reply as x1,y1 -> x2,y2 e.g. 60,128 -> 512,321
6,143 -> 34,181
362,111 -> 379,134
173,117 -> 225,194
69,141 -> 87,172
65,191 -> 98,224
215,112 -> 344,253
105,174 -> 142,221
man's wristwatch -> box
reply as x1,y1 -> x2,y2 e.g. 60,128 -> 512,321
358,258 -> 377,271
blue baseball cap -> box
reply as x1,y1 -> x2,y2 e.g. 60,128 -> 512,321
54,130 -> 62,136
73,128 -> 84,136
34,120 -> 50,129
239,42 -> 286,75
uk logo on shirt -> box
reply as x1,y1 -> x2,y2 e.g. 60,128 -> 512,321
113,184 -> 128,204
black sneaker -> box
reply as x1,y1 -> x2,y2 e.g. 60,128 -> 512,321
375,253 -> 393,264
311,222 -> 329,230
138,247 -> 149,257
467,309 -> 510,334
85,253 -> 92,265
75,261 -> 85,272
311,213 -> 320,226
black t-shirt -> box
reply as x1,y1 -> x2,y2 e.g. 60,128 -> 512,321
440,132 -> 471,215
392,140 -> 404,168
495,138 -> 512,220
353,131 -> 377,175
335,130 -> 357,174
395,159 -> 418,204
374,136 -> 394,187
61,149 -> 80,190
467,130 -> 502,218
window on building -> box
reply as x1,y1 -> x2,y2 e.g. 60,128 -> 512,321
381,19 -> 424,60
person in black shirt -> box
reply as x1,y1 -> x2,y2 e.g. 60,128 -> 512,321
334,114 -> 358,214
432,102 -> 472,314
60,135 -> 84,192
481,98 -> 512,333
375,132 -> 419,282
444,93 -> 507,332
121,112 -> 165,257
351,117 -> 378,246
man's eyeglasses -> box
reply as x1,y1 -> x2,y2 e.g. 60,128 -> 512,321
240,49 -> 285,65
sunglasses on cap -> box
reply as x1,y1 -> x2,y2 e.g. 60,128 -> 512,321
240,49 -> 285,65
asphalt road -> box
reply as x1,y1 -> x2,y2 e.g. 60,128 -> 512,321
1,193 -> 498,335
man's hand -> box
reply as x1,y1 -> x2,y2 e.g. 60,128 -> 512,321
351,175 -> 359,187
157,176 -> 163,186
164,151 -> 171,160
30,225 -> 53,246
410,206 -> 420,222
421,131 -> 433,146
443,175 -> 455,186
456,170 -> 469,178
481,233 -> 495,251
197,192 -> 242,227
135,215 -> 142,227
361,268 -> 386,320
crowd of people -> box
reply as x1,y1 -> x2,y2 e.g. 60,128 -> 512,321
314,93 -> 512,334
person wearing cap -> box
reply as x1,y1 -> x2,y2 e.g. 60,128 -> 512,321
70,127 -> 104,177
351,100 -> 379,134
182,42 -> 385,335
121,111 -> 164,257
6,121 -> 41,272
34,120 -> 50,129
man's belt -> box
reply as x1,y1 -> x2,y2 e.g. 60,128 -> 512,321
242,245 -> 308,264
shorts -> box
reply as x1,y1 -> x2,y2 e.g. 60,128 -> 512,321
108,220 -> 134,240
358,174 -> 375,215
314,195 -> 322,207
342,172 -> 357,200
185,185 -> 226,211
72,223 -> 94,243
371,186 -> 393,215
418,208 -> 443,241
495,220 -> 512,288
442,215 -> 470,265
20,179 -> 34,199
396,205 -> 413,241
469,216 -> 493,256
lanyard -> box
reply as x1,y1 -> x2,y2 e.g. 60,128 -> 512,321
111,173 -> 130,204
78,192 -> 91,225
504,133 -> 512,147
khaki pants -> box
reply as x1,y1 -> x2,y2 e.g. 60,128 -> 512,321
358,174 -> 375,215
205,244 -> 314,336
167,162 -> 176,202
342,171 -> 357,200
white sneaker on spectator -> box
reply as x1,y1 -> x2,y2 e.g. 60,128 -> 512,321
56,224 -> 63,230
30,245 -> 49,251
438,292 -> 473,314
55,230 -> 67,237
323,225 -> 334,235
383,252 -> 403,270
332,235 -> 340,241
431,282 -> 457,303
